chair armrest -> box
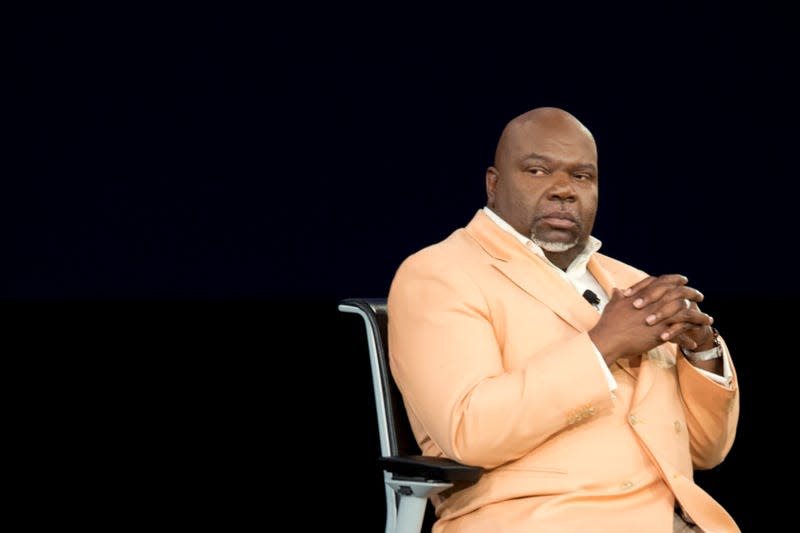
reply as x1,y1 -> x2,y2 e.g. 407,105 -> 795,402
379,455 -> 484,483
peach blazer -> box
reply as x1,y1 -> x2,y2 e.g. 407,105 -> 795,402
388,209 -> 740,533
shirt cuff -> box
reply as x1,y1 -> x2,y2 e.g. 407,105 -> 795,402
592,343 -> 618,395
691,351 -> 734,388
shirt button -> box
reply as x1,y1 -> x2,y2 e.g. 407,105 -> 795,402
629,414 -> 638,425
620,480 -> 634,490
674,420 -> 682,433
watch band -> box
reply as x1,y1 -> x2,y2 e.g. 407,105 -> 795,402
682,327 -> 722,362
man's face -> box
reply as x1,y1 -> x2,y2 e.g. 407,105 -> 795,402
486,114 -> 599,262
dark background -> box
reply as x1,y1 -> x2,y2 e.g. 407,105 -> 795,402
8,3 -> 795,529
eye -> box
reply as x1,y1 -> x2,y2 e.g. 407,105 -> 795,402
527,167 -> 548,176
574,173 -> 594,181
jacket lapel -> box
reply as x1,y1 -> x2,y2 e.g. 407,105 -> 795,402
587,255 -> 618,300
587,254 -> 668,401
466,210 -> 600,333
588,255 -> 641,380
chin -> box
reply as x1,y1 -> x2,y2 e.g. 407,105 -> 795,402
533,238 -> 578,253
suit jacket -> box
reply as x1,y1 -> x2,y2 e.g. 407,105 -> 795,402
387,209 -> 740,533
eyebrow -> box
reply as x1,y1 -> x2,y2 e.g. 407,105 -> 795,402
521,152 -> 552,163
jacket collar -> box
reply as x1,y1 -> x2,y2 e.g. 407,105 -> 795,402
465,209 -> 602,332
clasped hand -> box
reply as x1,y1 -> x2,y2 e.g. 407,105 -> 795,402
589,274 -> 715,366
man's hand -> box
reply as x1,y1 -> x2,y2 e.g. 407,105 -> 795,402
589,274 -> 714,366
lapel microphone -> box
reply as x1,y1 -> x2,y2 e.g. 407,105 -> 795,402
582,289 -> 601,309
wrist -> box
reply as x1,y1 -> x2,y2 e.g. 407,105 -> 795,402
682,327 -> 722,362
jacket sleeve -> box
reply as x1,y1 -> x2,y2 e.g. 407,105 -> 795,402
676,335 -> 739,470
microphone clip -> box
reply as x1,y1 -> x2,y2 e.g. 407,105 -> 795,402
582,289 -> 601,309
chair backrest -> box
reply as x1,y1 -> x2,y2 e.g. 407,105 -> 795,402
340,297 -> 443,533
338,297 -> 421,459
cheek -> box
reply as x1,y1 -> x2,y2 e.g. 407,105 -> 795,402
524,193 -> 548,216
584,211 -> 597,230
512,196 -> 539,218
581,203 -> 598,229
498,197 -> 538,235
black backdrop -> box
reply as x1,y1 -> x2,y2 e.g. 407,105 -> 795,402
8,4 -> 796,529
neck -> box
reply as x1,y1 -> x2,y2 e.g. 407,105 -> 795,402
544,247 -> 583,271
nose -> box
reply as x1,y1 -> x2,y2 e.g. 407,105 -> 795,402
547,172 -> 576,202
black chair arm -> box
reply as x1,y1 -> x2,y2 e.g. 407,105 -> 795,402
379,455 -> 484,483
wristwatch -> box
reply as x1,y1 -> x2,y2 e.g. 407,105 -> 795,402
682,327 -> 722,362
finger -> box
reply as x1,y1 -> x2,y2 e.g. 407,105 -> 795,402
673,332 -> 699,351
645,300 -> 714,328
658,321 -> 695,342
677,323 -> 716,352
623,274 -> 687,297
670,287 -> 704,304
623,276 -> 658,297
607,287 -> 626,303
633,280 -> 700,310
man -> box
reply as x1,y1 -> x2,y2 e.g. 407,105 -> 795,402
387,107 -> 739,532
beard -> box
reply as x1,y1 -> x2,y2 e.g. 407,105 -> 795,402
529,212 -> 582,253
530,235 -> 579,252
530,222 -> 580,252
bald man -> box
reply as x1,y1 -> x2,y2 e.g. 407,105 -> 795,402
387,107 -> 740,532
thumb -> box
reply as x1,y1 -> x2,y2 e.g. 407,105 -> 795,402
608,287 -> 625,302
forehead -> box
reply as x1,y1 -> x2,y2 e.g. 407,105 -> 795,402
505,117 -> 597,164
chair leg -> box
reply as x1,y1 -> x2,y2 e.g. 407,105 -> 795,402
387,479 -> 453,533
383,483 -> 397,533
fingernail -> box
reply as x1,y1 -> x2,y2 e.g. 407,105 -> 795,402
661,332 -> 670,340
646,314 -> 656,324
623,288 -> 632,296
633,298 -> 644,308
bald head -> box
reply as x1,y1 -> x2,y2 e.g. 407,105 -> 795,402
495,107 -> 596,166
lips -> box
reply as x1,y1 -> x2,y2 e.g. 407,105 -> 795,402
537,212 -> 578,229
540,217 -> 577,229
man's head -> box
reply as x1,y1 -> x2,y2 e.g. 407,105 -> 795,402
486,107 -> 599,269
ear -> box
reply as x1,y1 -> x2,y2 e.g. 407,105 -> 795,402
485,166 -> 499,207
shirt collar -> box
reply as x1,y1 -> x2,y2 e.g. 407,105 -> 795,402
482,206 -> 602,276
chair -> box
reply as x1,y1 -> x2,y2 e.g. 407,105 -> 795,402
338,298 -> 484,533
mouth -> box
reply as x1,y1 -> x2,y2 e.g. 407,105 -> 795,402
536,212 -> 578,230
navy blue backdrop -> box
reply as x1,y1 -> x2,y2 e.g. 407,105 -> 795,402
8,4 -> 795,529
